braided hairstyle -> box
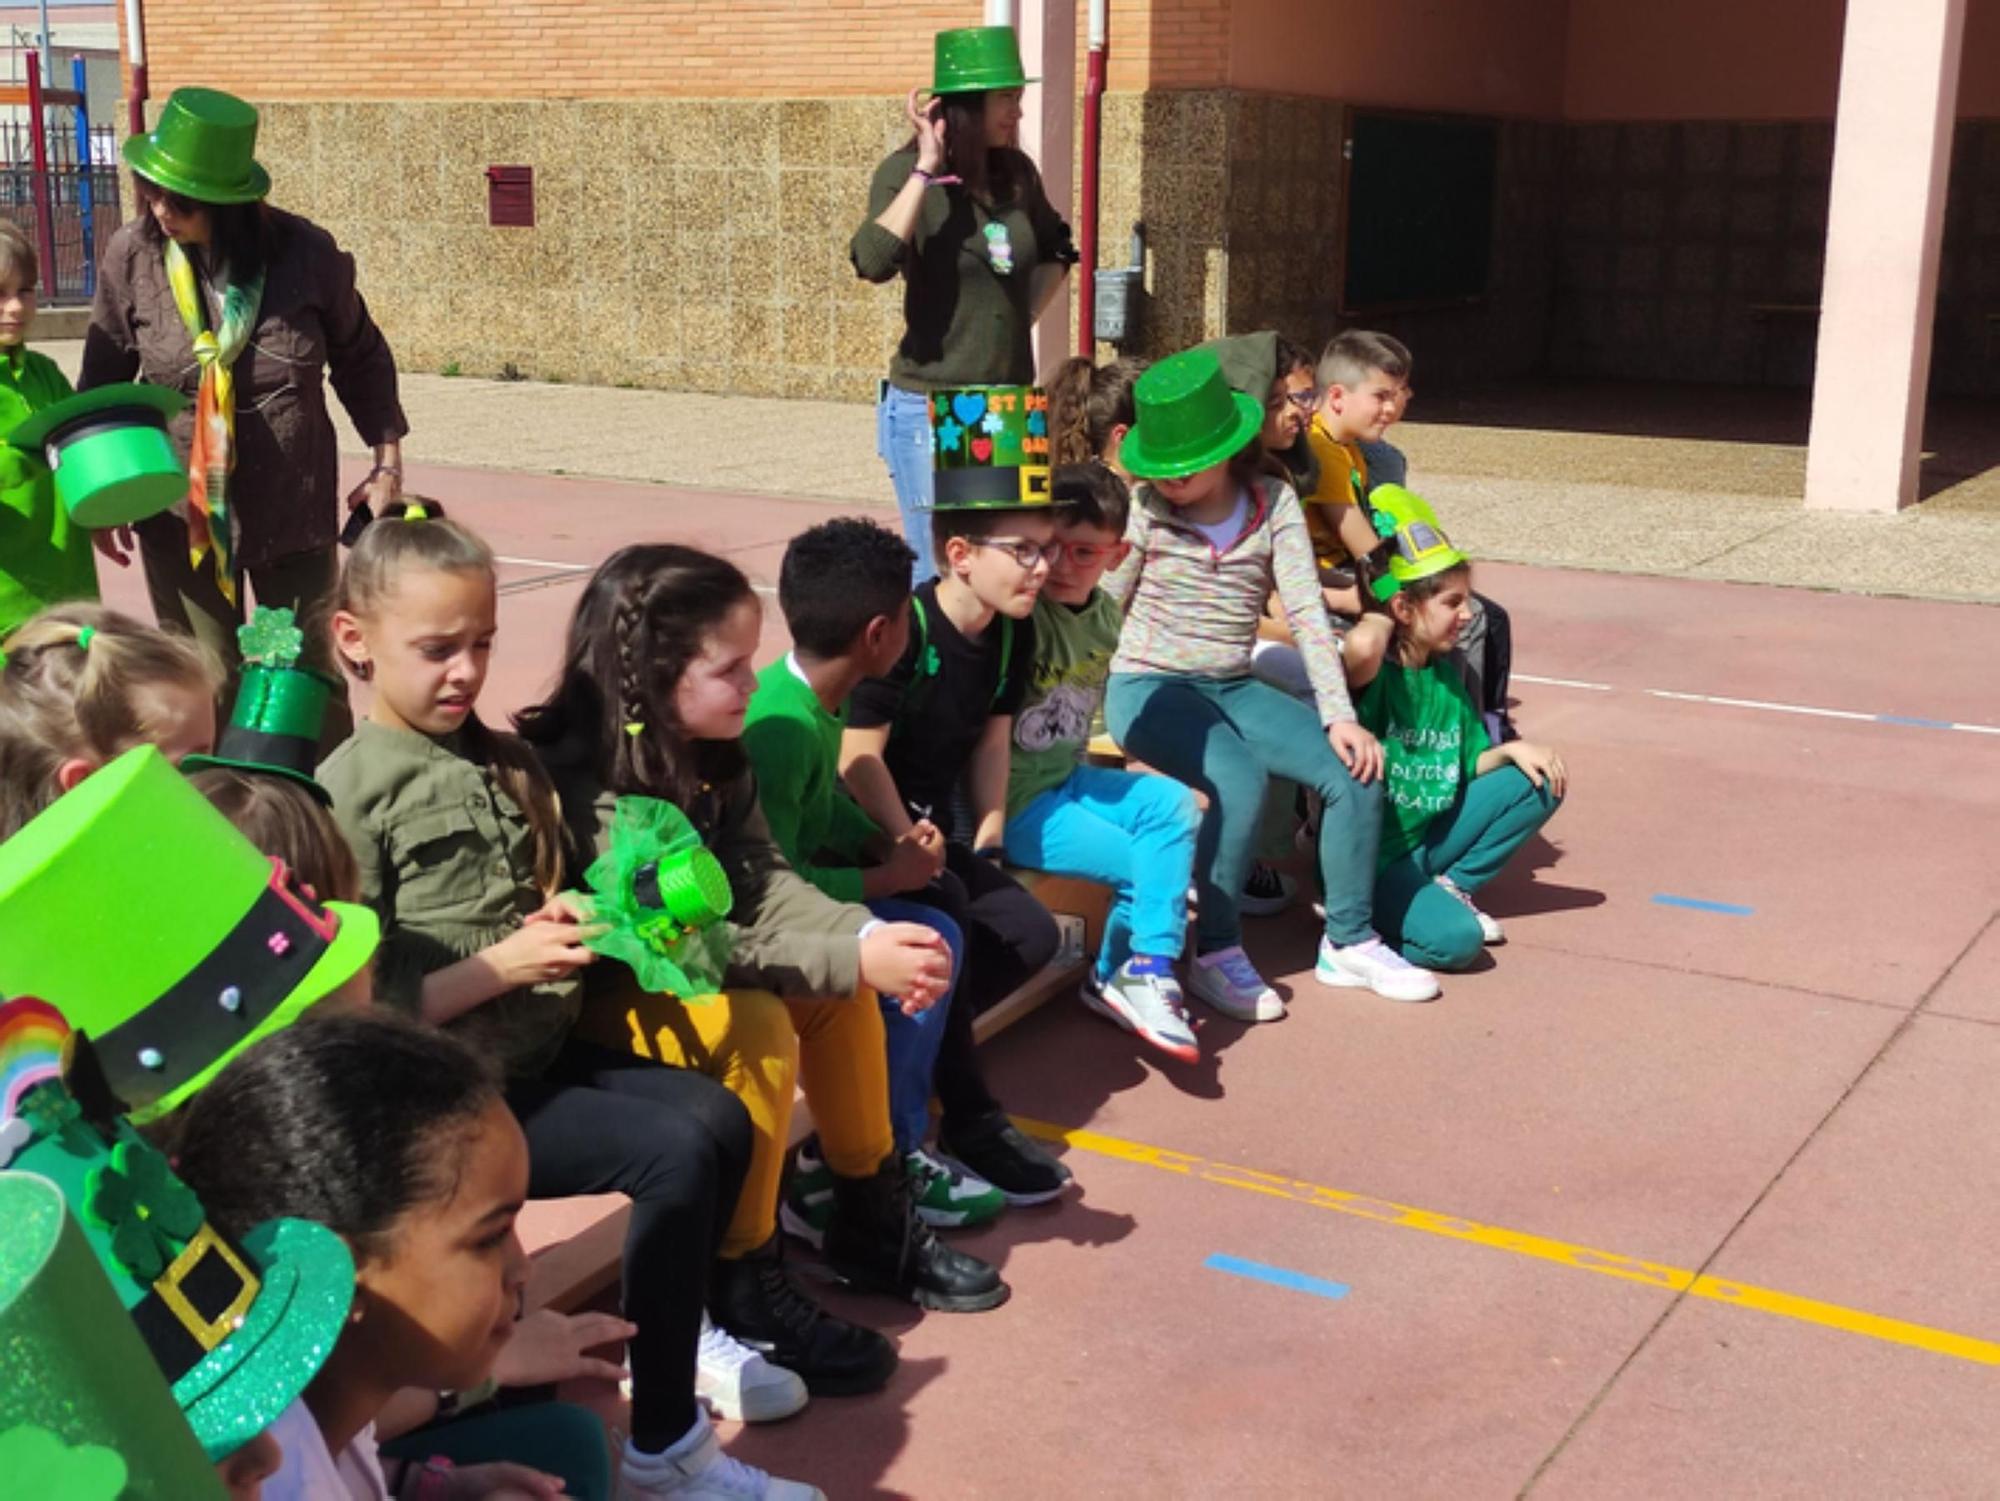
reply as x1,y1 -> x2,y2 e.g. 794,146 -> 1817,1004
515,544 -> 755,825
1047,355 -> 1150,469
0,602 -> 221,840
334,500 -> 565,893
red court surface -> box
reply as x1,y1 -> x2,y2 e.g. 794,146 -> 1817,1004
105,460 -> 2000,1498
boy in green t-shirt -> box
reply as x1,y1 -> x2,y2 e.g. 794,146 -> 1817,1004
1349,489 -> 1567,973
0,222 -> 89,638
1003,463 -> 1203,1062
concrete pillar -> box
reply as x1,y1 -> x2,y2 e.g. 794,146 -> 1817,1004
1804,0 -> 1967,512
1019,0 -> 1077,380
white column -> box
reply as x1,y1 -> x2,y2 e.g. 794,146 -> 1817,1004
1804,0 -> 1967,512
1019,0 -> 1077,379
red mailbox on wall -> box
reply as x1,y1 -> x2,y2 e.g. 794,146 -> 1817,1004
487,165 -> 534,228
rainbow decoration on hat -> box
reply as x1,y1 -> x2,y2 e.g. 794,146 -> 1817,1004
0,996 -> 70,1117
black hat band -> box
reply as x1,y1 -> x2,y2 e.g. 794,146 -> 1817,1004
130,1221 -> 263,1381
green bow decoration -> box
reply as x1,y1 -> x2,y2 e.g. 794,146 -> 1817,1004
581,796 -> 735,1000
236,605 -> 305,668
82,1138 -> 205,1282
0,1425 -> 127,1501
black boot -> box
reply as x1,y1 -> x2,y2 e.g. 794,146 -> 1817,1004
709,1234 -> 899,1396
823,1155 -> 1011,1313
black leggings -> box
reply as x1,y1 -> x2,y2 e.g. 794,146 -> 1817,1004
904,843 -> 1061,1131
508,1039 -> 753,1450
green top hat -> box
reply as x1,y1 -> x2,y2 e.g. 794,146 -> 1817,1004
183,607 -> 336,804
0,1171 -> 226,1496
1120,348 -> 1264,480
929,385 -> 1053,510
6,382 -> 190,529
932,25 -> 1036,95
121,87 -> 271,205
5,1077 -> 354,1465
1367,483 -> 1469,600
583,795 -> 734,1000
0,745 -> 380,1124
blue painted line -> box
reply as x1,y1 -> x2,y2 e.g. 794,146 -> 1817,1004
1874,714 -> 1955,730
1204,1253 -> 1350,1302
1653,894 -> 1755,916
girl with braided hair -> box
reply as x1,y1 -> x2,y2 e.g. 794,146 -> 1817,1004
516,545 -> 1008,1395
319,504 -> 825,1501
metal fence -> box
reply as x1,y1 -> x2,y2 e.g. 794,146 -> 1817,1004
0,61 -> 123,303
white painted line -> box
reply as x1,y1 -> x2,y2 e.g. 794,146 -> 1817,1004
495,554 -> 594,572
1643,689 -> 1877,724
1514,674 -> 1613,692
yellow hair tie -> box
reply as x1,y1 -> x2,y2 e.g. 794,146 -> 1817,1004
624,721 -> 645,737
403,503 -> 429,522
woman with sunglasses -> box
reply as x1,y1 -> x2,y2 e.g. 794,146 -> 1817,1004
81,87 -> 407,748
850,25 -> 1075,583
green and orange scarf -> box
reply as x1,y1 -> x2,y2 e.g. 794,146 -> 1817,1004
164,240 -> 264,604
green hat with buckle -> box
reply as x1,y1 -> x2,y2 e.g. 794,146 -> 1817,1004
6,382 -> 190,529
3,1067 -> 353,1465
929,385 -> 1053,510
0,744 -> 380,1124
1367,483 -> 1469,600
932,25 -> 1036,95
121,87 -> 271,205
183,607 -> 337,804
1119,348 -> 1264,480
0,1168 -> 226,1496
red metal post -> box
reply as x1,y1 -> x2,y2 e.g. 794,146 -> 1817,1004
24,54 -> 58,296
1077,43 -> 1107,355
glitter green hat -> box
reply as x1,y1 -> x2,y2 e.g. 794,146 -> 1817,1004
582,795 -> 734,999
4,1076 -> 354,1464
0,1170 -> 225,1495
183,606 -> 338,804
931,26 -> 1036,95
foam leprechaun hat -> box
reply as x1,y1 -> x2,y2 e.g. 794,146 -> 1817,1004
931,25 -> 1036,95
1367,483 -> 1469,600
929,385 -> 1053,509
0,744 -> 379,1123
0,1168 -> 227,1496
183,607 -> 337,803
4,1072 -> 353,1466
6,382 -> 190,529
582,795 -> 733,999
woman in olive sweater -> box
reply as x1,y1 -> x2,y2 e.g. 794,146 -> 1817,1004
851,25 -> 1075,581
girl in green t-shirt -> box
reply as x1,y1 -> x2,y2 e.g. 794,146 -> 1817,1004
1350,543 -> 1567,973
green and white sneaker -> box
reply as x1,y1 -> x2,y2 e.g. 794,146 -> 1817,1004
906,1147 -> 1005,1230
779,1145 -> 837,1249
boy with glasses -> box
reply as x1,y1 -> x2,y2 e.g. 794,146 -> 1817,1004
841,386 -> 1073,1204
1003,463 -> 1203,1062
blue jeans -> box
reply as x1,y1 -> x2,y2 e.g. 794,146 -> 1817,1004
877,384 -> 936,583
1105,672 -> 1384,952
1374,766 -> 1561,971
866,897 -> 963,1153
1004,764 -> 1200,980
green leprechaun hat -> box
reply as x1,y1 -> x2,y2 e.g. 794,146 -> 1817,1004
583,795 -> 734,999
122,87 -> 271,205
183,607 -> 338,804
929,385 -> 1053,510
1367,483 -> 1469,601
932,25 -> 1036,95
0,744 -> 379,1123
5,1077 -> 354,1465
0,1169 -> 226,1497
1118,348 -> 1263,481
6,382 -> 190,529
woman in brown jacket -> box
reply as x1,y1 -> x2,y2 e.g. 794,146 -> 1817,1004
82,88 -> 406,741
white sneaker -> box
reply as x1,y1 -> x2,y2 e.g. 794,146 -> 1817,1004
1315,936 -> 1440,1003
618,1414 -> 823,1499
1083,957 -> 1200,1062
696,1315 -> 808,1424
1435,875 -> 1505,944
1185,946 -> 1285,1022
1239,861 -> 1297,917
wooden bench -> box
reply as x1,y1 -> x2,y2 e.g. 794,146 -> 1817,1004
521,872 -> 1111,1314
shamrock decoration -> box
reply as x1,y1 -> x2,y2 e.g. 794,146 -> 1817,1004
979,410 -> 1006,436
83,1136 -> 204,1283
937,418 -> 965,454
17,1081 -> 92,1154
1371,505 -> 1398,540
236,605 -> 305,668
0,1426 -> 127,1501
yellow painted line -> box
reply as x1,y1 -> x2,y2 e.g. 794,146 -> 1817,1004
1013,1116 -> 2000,1367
